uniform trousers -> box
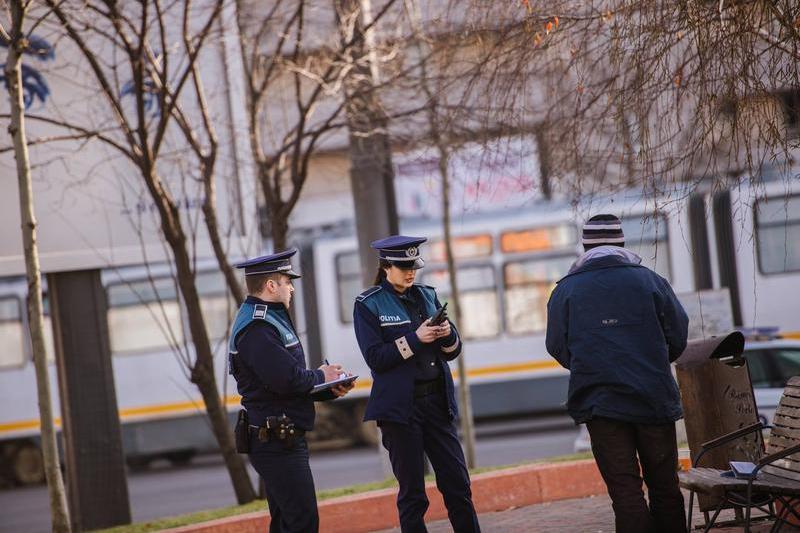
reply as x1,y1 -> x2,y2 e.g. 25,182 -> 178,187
248,433 -> 318,533
586,417 -> 686,533
379,391 -> 481,533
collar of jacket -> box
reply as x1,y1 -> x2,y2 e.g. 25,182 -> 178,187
380,278 -> 419,300
244,295 -> 289,312
557,254 -> 646,283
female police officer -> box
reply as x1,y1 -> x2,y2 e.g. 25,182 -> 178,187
352,236 -> 481,533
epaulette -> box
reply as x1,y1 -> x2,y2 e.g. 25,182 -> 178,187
356,285 -> 382,302
252,304 -> 267,320
414,283 -> 436,290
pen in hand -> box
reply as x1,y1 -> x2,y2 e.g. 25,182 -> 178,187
324,359 -> 347,379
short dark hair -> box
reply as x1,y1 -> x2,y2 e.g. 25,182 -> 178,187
246,272 -> 287,295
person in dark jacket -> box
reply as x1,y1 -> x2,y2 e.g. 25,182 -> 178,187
545,214 -> 689,533
353,235 -> 480,533
229,249 -> 354,533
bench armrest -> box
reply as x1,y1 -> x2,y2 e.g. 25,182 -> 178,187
755,442 -> 800,474
693,422 -> 764,468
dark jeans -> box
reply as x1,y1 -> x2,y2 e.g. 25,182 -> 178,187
586,417 -> 686,533
248,434 -> 318,533
379,392 -> 481,533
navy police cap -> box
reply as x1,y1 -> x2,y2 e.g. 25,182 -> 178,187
370,235 -> 427,270
235,248 -> 301,278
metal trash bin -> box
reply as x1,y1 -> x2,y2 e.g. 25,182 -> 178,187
675,331 -> 763,512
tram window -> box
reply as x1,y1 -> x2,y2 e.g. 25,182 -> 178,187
755,195 -> 800,275
107,277 -> 184,353
504,255 -> 575,334
196,271 -> 236,341
336,251 -> 362,324
428,235 -> 493,262
621,215 -> 671,281
423,266 -> 499,339
500,225 -> 576,254
0,298 -> 25,368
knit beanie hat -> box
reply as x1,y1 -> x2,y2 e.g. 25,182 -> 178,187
582,214 -> 625,250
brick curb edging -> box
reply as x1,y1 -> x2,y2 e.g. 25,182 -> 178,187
164,459 -> 607,533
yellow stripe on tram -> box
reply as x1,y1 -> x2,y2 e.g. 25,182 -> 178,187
0,359 -> 569,435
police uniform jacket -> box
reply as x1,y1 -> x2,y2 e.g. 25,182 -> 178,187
353,279 -> 463,423
229,296 -> 333,431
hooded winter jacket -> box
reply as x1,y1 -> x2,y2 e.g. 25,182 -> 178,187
545,252 -> 689,424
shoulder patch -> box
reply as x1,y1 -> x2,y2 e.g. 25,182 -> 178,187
356,285 -> 382,302
252,304 -> 267,320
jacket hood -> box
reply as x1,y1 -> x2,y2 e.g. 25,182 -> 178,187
559,251 -> 645,283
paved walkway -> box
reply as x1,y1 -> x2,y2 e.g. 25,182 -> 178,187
378,490 -> 800,532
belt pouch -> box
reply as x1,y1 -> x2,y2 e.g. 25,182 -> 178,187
235,409 -> 250,453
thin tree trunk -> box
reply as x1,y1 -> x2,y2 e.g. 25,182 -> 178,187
159,193 -> 256,504
201,161 -> 244,303
5,3 -> 71,530
405,0 -> 477,467
270,211 -> 289,251
141,165 -> 255,503
436,142 -> 477,469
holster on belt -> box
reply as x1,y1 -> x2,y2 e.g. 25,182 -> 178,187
257,414 -> 298,450
234,409 -> 250,454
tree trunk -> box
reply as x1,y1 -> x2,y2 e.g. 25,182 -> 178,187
436,142 -> 477,469
335,0 -> 400,287
270,211 -> 289,252
201,161 -> 244,303
5,3 -> 71,530
157,176 -> 256,504
534,126 -> 552,201
405,0 -> 477,467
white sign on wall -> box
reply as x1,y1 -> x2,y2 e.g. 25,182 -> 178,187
393,136 -> 543,219
677,288 -> 735,340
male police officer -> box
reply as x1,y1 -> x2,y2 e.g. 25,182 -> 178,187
229,249 -> 354,533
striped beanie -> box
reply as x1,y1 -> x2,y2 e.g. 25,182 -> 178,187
582,214 -> 625,249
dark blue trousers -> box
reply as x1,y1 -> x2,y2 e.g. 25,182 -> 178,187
248,434 -> 319,533
379,392 -> 481,533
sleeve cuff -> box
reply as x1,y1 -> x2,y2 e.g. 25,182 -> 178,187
441,338 -> 460,354
406,332 -> 424,353
395,335 -> 415,359
314,369 -> 325,384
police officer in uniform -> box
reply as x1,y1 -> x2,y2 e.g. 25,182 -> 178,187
352,236 -> 481,533
229,249 -> 354,533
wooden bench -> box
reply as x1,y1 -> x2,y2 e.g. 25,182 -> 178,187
679,376 -> 800,532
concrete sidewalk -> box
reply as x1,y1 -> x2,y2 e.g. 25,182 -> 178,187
377,490 -> 800,532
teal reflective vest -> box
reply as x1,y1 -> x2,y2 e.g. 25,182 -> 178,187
357,284 -> 438,326
229,301 -> 299,358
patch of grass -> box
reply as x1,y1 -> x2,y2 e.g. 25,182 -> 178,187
94,451 -> 596,533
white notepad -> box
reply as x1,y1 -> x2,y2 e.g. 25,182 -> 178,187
311,374 -> 358,394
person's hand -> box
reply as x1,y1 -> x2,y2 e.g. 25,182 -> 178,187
331,373 -> 356,397
435,320 -> 451,339
318,363 -> 343,382
415,319 -> 440,343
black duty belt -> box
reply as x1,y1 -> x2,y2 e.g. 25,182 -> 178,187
249,425 -> 306,439
249,414 -> 305,449
414,378 -> 444,398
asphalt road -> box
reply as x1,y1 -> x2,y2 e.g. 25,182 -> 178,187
0,417 -> 580,533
